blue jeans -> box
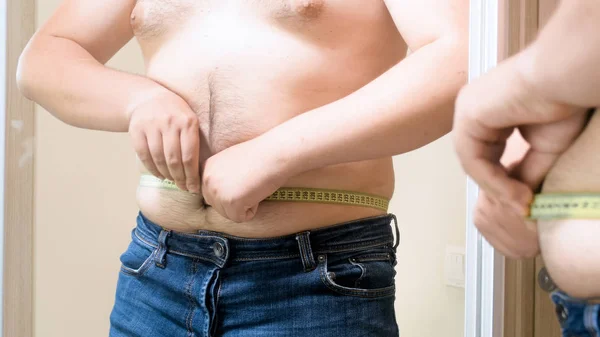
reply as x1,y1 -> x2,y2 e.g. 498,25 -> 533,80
552,291 -> 600,337
109,213 -> 400,336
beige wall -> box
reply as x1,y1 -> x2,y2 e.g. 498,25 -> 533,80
34,1 -> 143,336
391,136 -> 466,337
33,2 -> 466,336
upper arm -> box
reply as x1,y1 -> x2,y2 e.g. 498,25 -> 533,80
33,0 -> 137,64
383,0 -> 469,51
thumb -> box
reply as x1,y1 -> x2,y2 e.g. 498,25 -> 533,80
244,205 -> 258,222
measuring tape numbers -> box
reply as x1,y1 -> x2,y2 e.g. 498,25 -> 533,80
529,194 -> 600,220
139,174 -> 390,212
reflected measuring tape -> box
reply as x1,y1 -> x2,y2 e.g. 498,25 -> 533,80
139,174 -> 390,212
529,194 -> 600,220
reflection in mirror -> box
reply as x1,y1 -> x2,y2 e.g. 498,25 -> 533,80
9,0 -> 468,336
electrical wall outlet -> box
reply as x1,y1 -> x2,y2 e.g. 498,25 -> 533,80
445,245 -> 465,288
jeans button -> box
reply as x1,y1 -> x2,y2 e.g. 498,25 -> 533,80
213,242 -> 225,257
538,267 -> 557,292
555,304 -> 568,324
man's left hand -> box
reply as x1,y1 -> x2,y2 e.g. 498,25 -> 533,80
453,55 -> 588,258
202,138 -> 291,223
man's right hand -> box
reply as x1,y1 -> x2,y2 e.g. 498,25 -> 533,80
128,90 -> 201,193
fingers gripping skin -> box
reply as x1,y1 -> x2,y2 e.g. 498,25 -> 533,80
128,90 -> 201,193
454,59 -> 587,211
453,55 -> 589,259
201,137 -> 290,223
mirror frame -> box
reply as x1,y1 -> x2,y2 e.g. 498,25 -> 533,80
0,0 -> 6,332
464,1 -> 505,337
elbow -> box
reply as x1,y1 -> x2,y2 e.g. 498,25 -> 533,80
436,31 -> 469,85
437,35 -> 469,110
16,36 -> 51,102
16,46 -> 37,101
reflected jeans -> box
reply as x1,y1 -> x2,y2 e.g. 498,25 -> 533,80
552,291 -> 600,337
109,213 -> 400,337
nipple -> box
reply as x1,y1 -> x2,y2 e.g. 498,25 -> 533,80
292,0 -> 325,18
129,3 -> 144,30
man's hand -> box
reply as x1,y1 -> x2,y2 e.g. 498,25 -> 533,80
474,189 -> 539,259
453,55 -> 588,258
128,90 -> 201,193
201,138 -> 291,223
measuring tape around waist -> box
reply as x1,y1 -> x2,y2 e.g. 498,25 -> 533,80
529,194 -> 600,220
139,174 -> 390,212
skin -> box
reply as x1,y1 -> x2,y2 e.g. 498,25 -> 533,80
17,0 -> 468,237
453,0 -> 600,297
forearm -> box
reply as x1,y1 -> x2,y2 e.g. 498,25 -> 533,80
263,39 -> 467,174
517,0 -> 600,107
17,35 -> 167,132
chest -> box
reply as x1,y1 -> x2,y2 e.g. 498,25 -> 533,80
130,0 -> 389,40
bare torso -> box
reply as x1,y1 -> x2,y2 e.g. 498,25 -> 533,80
133,0 -> 407,237
538,111 -> 600,298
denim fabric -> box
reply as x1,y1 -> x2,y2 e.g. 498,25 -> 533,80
109,213 -> 400,337
552,291 -> 600,337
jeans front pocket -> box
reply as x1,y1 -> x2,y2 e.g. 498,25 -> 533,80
318,247 -> 396,298
119,229 -> 158,277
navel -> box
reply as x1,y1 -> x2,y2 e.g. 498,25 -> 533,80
291,0 -> 325,19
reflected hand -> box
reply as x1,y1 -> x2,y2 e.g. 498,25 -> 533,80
474,180 -> 540,259
202,137 -> 290,223
128,90 -> 201,193
454,56 -> 588,210
453,56 -> 588,257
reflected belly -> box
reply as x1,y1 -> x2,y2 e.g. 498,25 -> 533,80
539,220 -> 600,299
537,112 -> 600,299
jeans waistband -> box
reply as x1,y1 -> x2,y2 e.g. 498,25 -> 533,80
134,212 -> 398,268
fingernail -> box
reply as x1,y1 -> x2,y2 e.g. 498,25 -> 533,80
188,184 -> 199,193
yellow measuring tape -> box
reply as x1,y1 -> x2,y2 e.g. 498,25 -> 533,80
529,194 -> 600,220
139,174 -> 390,212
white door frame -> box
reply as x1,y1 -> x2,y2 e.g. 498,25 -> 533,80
464,1 -> 505,337
0,0 -> 8,333
2,1 -> 35,336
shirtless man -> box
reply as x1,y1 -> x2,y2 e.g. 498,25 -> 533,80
17,1 -> 468,336
454,1 -> 600,335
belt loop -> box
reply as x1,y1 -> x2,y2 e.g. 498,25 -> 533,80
155,229 -> 172,269
390,214 -> 400,250
295,231 -> 316,272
